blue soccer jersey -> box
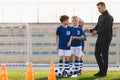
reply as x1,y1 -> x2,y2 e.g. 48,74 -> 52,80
71,26 -> 84,47
56,25 -> 71,50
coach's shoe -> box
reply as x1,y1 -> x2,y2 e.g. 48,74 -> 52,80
94,71 -> 101,77
98,73 -> 107,77
71,74 -> 78,78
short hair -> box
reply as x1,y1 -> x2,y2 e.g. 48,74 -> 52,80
60,15 -> 69,23
72,16 -> 79,20
97,2 -> 106,6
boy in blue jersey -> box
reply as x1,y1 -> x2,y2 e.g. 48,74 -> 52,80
56,15 -> 72,77
70,16 -> 84,77
78,17 -> 87,74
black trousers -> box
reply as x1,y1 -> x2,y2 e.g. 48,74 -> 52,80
95,38 -> 111,74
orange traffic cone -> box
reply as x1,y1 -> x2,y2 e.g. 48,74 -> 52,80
0,64 -> 8,80
26,62 -> 34,80
48,61 -> 56,80
0,69 -> 1,80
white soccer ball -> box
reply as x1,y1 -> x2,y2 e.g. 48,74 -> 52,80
55,68 -> 62,77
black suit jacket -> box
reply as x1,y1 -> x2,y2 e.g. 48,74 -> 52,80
90,10 -> 114,41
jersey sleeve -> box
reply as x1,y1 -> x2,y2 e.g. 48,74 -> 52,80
56,27 -> 60,36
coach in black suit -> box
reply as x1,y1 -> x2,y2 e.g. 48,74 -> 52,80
85,2 -> 114,77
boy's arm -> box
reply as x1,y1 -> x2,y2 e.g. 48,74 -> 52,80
56,35 -> 59,51
73,28 -> 85,40
67,36 -> 72,47
72,35 -> 84,40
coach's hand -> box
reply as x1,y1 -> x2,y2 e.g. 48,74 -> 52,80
92,30 -> 97,35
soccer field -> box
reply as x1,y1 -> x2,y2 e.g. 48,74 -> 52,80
7,70 -> 120,80
0,0 -> 120,80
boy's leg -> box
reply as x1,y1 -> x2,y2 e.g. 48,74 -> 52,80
71,46 -> 83,77
79,47 -> 84,74
64,56 -> 70,74
58,49 -> 64,71
69,54 -> 74,68
74,57 -> 80,74
70,47 -> 76,68
79,57 -> 83,74
63,50 -> 71,77
71,56 -> 79,77
59,56 -> 64,71
69,47 -> 76,76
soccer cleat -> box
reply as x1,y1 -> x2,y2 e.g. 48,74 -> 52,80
78,72 -> 82,75
78,69 -> 82,75
71,74 -> 78,78
62,70 -> 68,77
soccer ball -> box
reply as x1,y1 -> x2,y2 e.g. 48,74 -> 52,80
65,68 -> 74,76
68,68 -> 74,75
55,68 -> 62,77
62,69 -> 74,77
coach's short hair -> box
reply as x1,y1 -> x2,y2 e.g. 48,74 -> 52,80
97,2 -> 106,6
60,15 -> 69,23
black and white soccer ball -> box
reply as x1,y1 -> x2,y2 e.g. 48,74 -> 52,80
68,68 -> 74,76
55,68 -> 62,77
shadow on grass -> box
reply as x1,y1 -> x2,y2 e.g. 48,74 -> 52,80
79,76 -> 120,80
79,76 -> 98,80
112,78 -> 120,80
35,77 -> 47,80
35,76 -> 120,80
34,76 -> 68,80
34,76 -> 107,80
57,76 -> 97,80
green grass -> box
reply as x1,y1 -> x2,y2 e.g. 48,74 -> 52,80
7,70 -> 120,80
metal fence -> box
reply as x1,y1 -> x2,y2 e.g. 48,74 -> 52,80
0,23 -> 119,67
